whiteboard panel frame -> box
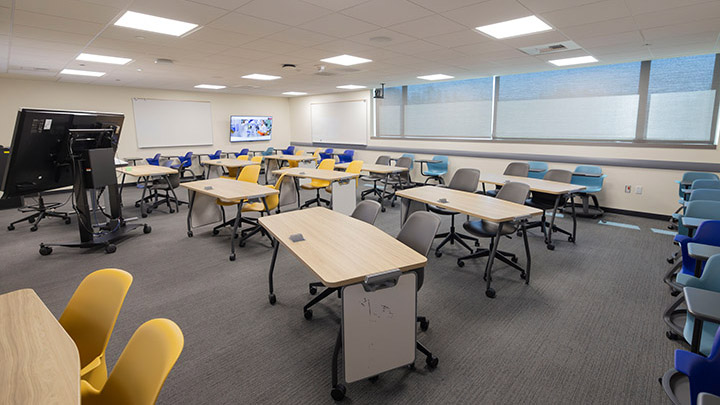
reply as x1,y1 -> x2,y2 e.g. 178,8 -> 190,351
132,97 -> 214,149
311,99 -> 368,146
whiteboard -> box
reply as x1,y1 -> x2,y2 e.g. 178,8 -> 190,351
311,99 -> 367,145
342,271 -> 416,383
132,98 -> 213,148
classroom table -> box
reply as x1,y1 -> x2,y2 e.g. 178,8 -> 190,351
201,158 -> 259,179
396,186 -> 542,298
0,289 -> 80,404
336,162 -> 408,212
262,155 -> 317,183
258,207 -> 428,399
123,157 -> 144,166
479,174 -> 585,250
181,178 -> 278,261
683,287 -> 720,354
116,165 -> 179,218
272,167 -> 359,215
688,243 -> 720,277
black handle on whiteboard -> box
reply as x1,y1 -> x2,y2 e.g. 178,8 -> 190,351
362,269 -> 401,292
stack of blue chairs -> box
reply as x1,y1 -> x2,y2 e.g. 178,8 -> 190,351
569,165 -> 607,218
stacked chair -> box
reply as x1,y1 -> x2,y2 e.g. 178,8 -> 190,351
670,172 -> 720,230
568,165 -> 607,218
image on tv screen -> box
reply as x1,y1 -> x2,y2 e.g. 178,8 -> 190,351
230,115 -> 272,142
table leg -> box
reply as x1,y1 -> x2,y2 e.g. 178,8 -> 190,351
268,240 -> 279,305
140,176 -> 150,218
331,328 -> 344,400
186,191 -> 196,237
570,193 -> 577,243
229,203 -> 243,261
163,174 -> 179,213
483,225 -> 503,298
691,317 -> 704,353
379,173 -> 390,212
294,177 -> 301,209
521,220 -> 531,284
546,195 -> 562,250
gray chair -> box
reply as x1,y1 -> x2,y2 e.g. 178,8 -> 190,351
386,156 -> 415,207
426,168 -> 481,257
145,168 -> 182,214
350,200 -> 382,224
524,169 -> 576,250
484,162 -> 529,197
396,211 -> 441,368
458,182 -> 532,298
360,155 -> 391,201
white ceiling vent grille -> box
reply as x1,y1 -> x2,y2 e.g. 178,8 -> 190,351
519,40 -> 581,56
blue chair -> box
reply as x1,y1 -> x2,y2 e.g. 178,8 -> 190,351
170,152 -> 195,180
208,150 -> 222,160
282,146 -> 295,155
527,161 -> 549,179
337,150 -> 354,164
401,153 -> 415,170
692,179 -> 720,191
323,148 -> 334,155
261,147 -> 274,156
234,148 -> 249,157
569,165 -> 607,218
319,150 -> 334,161
662,328 -> 720,404
146,153 -> 161,166
421,155 -> 448,184
670,172 -> 720,231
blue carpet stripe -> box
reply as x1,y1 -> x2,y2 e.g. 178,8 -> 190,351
598,221 -> 641,230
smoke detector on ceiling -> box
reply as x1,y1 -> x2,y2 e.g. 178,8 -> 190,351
282,63 -> 297,70
154,58 -> 174,65
518,41 -> 581,56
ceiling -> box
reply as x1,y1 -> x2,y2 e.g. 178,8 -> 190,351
0,0 -> 719,97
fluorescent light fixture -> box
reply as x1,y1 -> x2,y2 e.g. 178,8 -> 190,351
242,73 -> 281,81
417,74 -> 454,81
76,53 -> 132,65
114,11 -> 198,37
194,84 -> 226,90
60,68 -> 105,77
336,85 -> 366,90
282,91 -> 307,96
548,55 -> 598,66
475,15 -> 552,39
320,54 -> 372,66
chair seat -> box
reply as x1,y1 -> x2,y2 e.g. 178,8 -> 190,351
241,202 -> 266,212
301,183 -> 328,190
463,220 -> 515,237
216,198 -> 245,206
485,189 -> 499,197
360,174 -> 383,181
577,186 -> 602,193
427,205 -> 457,216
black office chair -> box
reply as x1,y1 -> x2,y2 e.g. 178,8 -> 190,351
427,168 -> 481,257
523,169 -> 575,250
457,182 -> 532,298
385,156 -> 414,207
144,171 -> 183,214
484,162 -> 529,197
360,155 -> 391,201
7,192 -> 71,232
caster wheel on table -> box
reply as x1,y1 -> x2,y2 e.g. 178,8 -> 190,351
169,208 -> 175,213
666,330 -> 680,340
146,208 -> 153,214
520,272 -> 526,280
30,226 -> 38,232
670,290 -> 680,297
546,243 -> 555,251
420,319 -> 429,331
331,384 -> 346,401
568,236 -> 575,242
309,286 -> 317,295
511,256 -> 519,263
485,288 -> 496,298
368,376 -> 379,383
516,231 -> 523,237
39,246 -> 52,256
7,225 -> 15,231
141,213 -> 147,218
426,355 -> 439,369
475,241 -> 480,247
268,294 -> 276,305
212,229 -> 219,235
381,207 -> 386,213
360,195 -> 365,200
28,218 -> 35,223
457,260 -> 465,268
407,363 -> 416,370
143,224 -> 152,234
64,218 -> 71,224
229,254 -> 236,261
105,244 -> 117,254
187,231 -> 193,237
134,202 -> 140,208
239,241 -> 246,247
304,310 -> 313,320
667,257 -> 675,264
391,202 -> 395,208
435,250 -> 442,258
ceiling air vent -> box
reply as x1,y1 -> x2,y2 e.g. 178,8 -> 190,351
518,40 -> 581,56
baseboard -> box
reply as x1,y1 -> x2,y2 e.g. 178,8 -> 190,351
600,207 -> 671,221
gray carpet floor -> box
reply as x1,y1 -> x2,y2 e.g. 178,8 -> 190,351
0,184 -> 681,404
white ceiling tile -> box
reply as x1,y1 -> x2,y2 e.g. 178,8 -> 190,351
559,17 -> 637,39
312,39 -> 373,53
406,0 -> 489,13
390,15 -> 467,38
500,30 -> 569,48
341,0 -> 433,27
382,39 -> 443,55
298,13 -> 379,37
540,0 -> 631,28
452,40 -> 512,55
412,47 -> 467,63
241,38 -> 302,54
186,27 -> 259,47
13,25 -> 94,45
15,0 -> 122,24
641,18 -> 720,41
186,0 -> 252,11
129,0 -> 230,25
624,0 -> 711,16
583,42 -> 650,56
443,0 -> 532,28
265,28 -> 335,47
575,30 -> 645,49
208,12 -> 289,36
237,0 -> 332,25
299,0 -> 371,12
649,44 -> 718,59
632,2 -> 720,29
284,46 -> 334,59
646,30 -> 720,48
517,0 -> 600,14
344,28 -> 416,48
12,10 -> 105,36
424,29 -> 490,47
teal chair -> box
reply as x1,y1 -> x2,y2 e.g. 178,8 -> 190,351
683,255 -> 720,356
400,153 -> 415,170
421,155 -> 448,184
569,165 -> 607,218
671,172 -> 720,230
527,161 -> 548,179
261,147 -> 274,156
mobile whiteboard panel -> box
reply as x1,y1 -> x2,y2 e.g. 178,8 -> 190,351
311,99 -> 367,145
342,271 -> 416,383
132,98 -> 213,148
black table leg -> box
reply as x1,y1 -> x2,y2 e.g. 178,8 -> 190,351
268,240 -> 279,305
483,225 -> 503,298
546,195 -> 562,250
186,191 -> 196,237
229,203 -> 243,261
521,220 -> 531,284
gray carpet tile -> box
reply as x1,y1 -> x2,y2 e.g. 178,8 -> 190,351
0,185 -> 680,404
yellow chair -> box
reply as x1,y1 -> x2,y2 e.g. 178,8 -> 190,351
288,150 -> 305,168
80,318 -> 184,405
326,160 -> 363,193
251,156 -> 262,164
312,148 -> 322,158
221,155 -> 250,179
213,164 -> 262,234
301,158 -> 335,208
58,269 -> 133,388
236,173 -> 289,243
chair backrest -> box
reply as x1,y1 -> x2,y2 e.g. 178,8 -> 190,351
396,211 -> 441,291
571,165 -> 606,189
236,155 -> 249,161
504,162 -> 529,177
401,153 -> 415,170
395,156 -> 413,182
251,156 -> 262,163
690,189 -> 720,202
527,161 -> 549,179
262,147 -> 274,156
673,328 -> 720,404
209,150 -> 222,159
678,203 -> 720,237
324,148 -> 334,154
239,148 -> 249,155
530,169 -> 572,206
59,269 -> 133,375
496,181 -> 531,204
692,179 -> 720,190
262,173 -> 288,210
345,160 -> 363,174
289,150 -> 305,168
285,146 -> 295,155
448,168 -> 480,193
312,148 -> 322,158
678,172 -> 719,197
338,150 -> 354,163
544,169 -> 573,183
427,155 -> 448,172
83,319 -> 184,405
376,155 -> 391,165
351,200 -> 381,224
312,159 -> 335,187
319,152 -> 333,160
685,253 -> 720,293
146,154 -> 161,166
237,164 -> 261,183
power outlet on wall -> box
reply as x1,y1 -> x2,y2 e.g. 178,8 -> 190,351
625,185 -> 631,193
636,186 -> 643,194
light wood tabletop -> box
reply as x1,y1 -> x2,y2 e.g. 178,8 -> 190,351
201,158 -> 260,168
263,155 -> 317,162
336,162 -> 408,174
259,207 -> 426,287
0,289 -> 80,404
180,178 -> 278,201
396,186 -> 542,222
272,167 -> 360,181
116,165 -> 177,177
479,174 -> 585,195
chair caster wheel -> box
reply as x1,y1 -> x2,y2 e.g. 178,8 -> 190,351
268,294 -> 276,305
7,225 -> 14,231
368,375 -> 379,383
64,218 -> 71,224
546,243 -> 555,251
239,241 -> 246,247
39,245 -> 52,256
435,251 -> 442,258
511,256 -> 519,263
309,286 -> 317,295
360,195 -> 365,200
485,288 -> 496,298
30,226 -> 38,232
666,330 -> 680,340
105,244 -> 117,254
516,231 -> 523,237
391,202 -> 395,208
407,363 -> 416,369
331,384 -> 346,401
169,209 -> 175,213
229,254 -> 236,261
420,319 -> 429,331
304,309 -> 313,320
667,257 -> 674,264
187,231 -> 193,237
29,218 -> 35,223
520,272 -> 526,280
474,241 -> 480,247
457,260 -> 464,268
141,213 -> 147,218
381,207 -> 386,213
134,202 -> 140,207
146,208 -> 153,214
212,229 -> 219,235
568,236 -> 575,242
426,355 -> 439,369
143,224 -> 152,234
670,290 -> 680,297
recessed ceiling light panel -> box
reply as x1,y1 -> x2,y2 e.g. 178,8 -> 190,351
60,69 -> 105,77
242,73 -> 281,81
76,53 -> 132,65
417,74 -> 454,81
336,85 -> 366,90
194,84 -> 226,89
114,11 -> 198,37
476,16 -> 552,39
548,55 -> 598,66
282,91 -> 307,96
321,54 -> 372,66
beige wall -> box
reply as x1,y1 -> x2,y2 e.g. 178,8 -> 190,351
289,90 -> 720,216
0,77 -> 291,174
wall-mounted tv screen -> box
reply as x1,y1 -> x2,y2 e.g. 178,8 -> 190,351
230,115 -> 272,142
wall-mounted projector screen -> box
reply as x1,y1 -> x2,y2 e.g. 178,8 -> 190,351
132,98 -> 213,148
311,99 -> 367,145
